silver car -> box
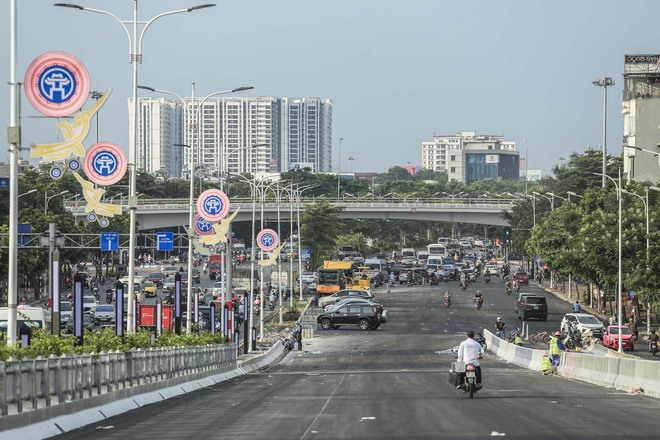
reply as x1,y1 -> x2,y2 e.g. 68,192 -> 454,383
93,304 -> 116,325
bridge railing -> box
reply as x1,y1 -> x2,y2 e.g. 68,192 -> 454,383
63,197 -> 516,212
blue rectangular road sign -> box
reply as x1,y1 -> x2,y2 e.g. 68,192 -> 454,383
100,232 -> 119,251
18,223 -> 31,248
0,178 -> 9,190
157,232 -> 174,251
300,248 -> 311,260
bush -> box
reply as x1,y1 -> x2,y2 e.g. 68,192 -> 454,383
0,327 -> 229,361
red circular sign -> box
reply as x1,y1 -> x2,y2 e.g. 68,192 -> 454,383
256,229 -> 279,252
83,142 -> 127,186
194,213 -> 215,236
24,52 -> 91,117
196,189 -> 230,222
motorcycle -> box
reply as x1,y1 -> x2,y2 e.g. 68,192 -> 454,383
474,296 -> 483,310
484,274 -> 491,284
505,282 -> 512,296
562,323 -> 583,350
650,340 -> 658,356
430,274 -> 439,286
513,280 -> 520,292
254,304 -> 261,316
444,294 -> 451,308
454,363 -> 480,398
475,332 -> 487,350
268,299 -> 275,310
105,288 -> 113,304
460,280 -> 467,291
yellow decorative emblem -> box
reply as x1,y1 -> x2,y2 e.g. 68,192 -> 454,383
199,208 -> 240,245
258,242 -> 286,267
73,171 -> 122,218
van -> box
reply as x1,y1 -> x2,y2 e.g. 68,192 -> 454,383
401,248 -> 416,259
416,251 -> 430,265
427,256 -> 444,267
0,305 -> 52,333
516,296 -> 547,321
364,258 -> 385,271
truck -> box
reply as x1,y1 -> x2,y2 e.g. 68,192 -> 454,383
232,267 -> 260,293
208,254 -> 224,280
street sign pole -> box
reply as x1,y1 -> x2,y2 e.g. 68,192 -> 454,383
52,248 -> 61,336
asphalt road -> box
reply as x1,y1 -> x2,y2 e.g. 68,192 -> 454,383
57,270 -> 660,439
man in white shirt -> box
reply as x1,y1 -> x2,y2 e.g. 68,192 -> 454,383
457,330 -> 484,387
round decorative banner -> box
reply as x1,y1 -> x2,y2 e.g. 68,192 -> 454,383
194,213 -> 215,236
83,142 -> 127,186
24,51 -> 91,117
256,228 -> 279,252
196,189 -> 230,222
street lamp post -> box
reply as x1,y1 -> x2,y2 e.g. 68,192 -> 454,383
337,138 -> 343,201
590,170 -> 623,352
546,192 -> 567,210
44,190 -> 69,214
593,77 -> 615,188
348,156 -> 355,173
56,1 -> 217,334
18,189 -> 37,199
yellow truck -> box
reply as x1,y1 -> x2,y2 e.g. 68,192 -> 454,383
317,261 -> 369,295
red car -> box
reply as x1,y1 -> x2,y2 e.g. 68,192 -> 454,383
514,271 -> 529,285
602,325 -> 635,351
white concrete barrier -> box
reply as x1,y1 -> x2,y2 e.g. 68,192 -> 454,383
484,329 -> 547,371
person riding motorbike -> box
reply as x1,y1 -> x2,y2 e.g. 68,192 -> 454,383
269,292 -> 276,310
443,291 -> 452,307
495,317 -> 507,339
457,330 -> 483,389
474,291 -> 483,309
649,329 -> 659,352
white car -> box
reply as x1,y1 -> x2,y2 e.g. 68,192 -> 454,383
161,266 -> 179,277
82,295 -> 98,314
561,313 -> 605,339
484,264 -> 499,277
212,282 -> 226,297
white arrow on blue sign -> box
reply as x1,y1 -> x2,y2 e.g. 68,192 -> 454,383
100,232 -> 119,251
156,232 -> 174,251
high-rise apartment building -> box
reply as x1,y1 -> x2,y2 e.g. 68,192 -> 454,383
622,54 -> 660,183
422,131 -> 519,185
128,98 -> 183,177
130,96 -> 332,178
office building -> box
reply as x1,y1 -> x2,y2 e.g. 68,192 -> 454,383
422,131 -> 519,184
622,54 -> 660,183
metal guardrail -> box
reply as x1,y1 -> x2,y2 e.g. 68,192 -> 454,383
0,344 -> 236,416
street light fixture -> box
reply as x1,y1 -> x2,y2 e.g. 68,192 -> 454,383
18,189 -> 36,199
567,191 -> 583,203
532,191 -> 553,210
545,192 -> 567,210
56,1 -> 216,334
593,77 -> 615,187
337,138 -> 343,201
44,190 -> 69,214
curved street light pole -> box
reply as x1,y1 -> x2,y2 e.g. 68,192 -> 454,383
593,77 -> 615,187
55,1 -> 217,334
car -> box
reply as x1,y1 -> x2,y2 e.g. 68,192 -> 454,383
561,313 -> 605,339
163,279 -> 175,295
484,264 -> 499,277
82,295 -> 98,314
144,281 -> 158,297
59,301 -> 73,328
76,271 -> 91,288
161,266 -> 179,277
147,272 -> 165,286
300,272 -> 317,284
64,313 -> 95,334
514,292 -> 536,312
516,295 -> 547,320
602,325 -> 635,351
325,297 -> 381,313
92,304 -> 115,325
181,269 -> 201,284
212,281 -> 226,297
513,271 -> 529,285
318,289 -> 375,308
317,302 -> 387,331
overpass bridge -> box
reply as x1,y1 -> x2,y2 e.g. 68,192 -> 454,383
64,197 -> 515,230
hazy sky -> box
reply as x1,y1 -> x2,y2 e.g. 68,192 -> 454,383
2,0 -> 659,175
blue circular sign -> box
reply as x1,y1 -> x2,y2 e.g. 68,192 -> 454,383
196,189 -> 230,222
39,65 -> 77,104
256,229 -> 279,251
194,214 -> 214,236
93,151 -> 119,176
83,142 -> 127,186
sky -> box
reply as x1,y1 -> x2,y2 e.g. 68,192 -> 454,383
1,0 -> 659,176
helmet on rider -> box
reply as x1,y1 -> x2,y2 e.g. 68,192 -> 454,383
497,316 -> 502,321
554,331 -> 562,336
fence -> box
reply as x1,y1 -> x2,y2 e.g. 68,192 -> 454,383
0,344 -> 236,419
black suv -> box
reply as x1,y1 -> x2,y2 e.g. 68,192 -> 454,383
317,302 -> 387,331
516,295 -> 548,321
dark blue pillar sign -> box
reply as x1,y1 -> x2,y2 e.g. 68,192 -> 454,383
115,281 -> 124,337
174,272 -> 181,334
73,273 -> 85,346
210,302 -> 216,335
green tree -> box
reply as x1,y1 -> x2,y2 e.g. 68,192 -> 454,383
300,202 -> 344,269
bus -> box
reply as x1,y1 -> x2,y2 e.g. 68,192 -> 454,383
427,244 -> 447,255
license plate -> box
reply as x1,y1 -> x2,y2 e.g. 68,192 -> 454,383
533,306 -> 539,309
466,371 -> 476,378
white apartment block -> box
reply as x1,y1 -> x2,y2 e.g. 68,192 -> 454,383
131,96 -> 332,179
422,131 -> 519,185
128,98 -> 184,177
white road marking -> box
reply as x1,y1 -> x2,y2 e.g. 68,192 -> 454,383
490,432 -> 506,436
361,417 -> 376,421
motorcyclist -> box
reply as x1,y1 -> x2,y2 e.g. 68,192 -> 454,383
443,291 -> 452,306
649,329 -> 659,351
459,272 -> 467,289
495,317 -> 507,339
457,330 -> 483,388
474,291 -> 483,308
484,268 -> 491,278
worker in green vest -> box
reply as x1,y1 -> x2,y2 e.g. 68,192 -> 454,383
548,331 -> 565,367
540,354 -> 553,375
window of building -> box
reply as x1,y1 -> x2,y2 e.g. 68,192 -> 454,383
450,167 -> 456,173
450,155 -> 456,161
